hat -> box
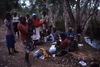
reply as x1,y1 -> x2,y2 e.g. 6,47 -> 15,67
32,13 -> 37,16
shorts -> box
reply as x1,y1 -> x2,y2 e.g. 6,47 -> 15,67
6,35 -> 15,48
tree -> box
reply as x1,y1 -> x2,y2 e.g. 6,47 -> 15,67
64,0 -> 99,33
0,0 -> 19,18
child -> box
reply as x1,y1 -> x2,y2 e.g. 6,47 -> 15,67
4,12 -> 17,55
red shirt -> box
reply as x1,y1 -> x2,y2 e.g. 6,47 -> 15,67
33,18 -> 42,27
17,23 -> 28,40
59,38 -> 69,48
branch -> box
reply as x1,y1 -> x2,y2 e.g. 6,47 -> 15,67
80,0 -> 90,19
83,9 -> 98,26
66,0 -> 76,24
76,0 -> 80,24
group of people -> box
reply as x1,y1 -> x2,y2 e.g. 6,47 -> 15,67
4,11 -> 78,65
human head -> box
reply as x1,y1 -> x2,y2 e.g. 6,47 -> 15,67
68,27 -> 73,32
42,11 -> 47,16
5,12 -> 11,21
13,12 -> 17,17
60,33 -> 66,41
32,13 -> 37,19
20,16 -> 26,24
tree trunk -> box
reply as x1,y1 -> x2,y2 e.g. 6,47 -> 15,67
66,0 -> 77,32
63,0 -> 68,32
76,0 -> 80,26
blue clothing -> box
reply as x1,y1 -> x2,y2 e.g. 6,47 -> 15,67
6,35 -> 15,48
66,32 -> 75,38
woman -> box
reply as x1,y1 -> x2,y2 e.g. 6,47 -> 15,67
4,12 -> 17,55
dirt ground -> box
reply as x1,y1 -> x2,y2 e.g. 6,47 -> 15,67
0,25 -> 100,67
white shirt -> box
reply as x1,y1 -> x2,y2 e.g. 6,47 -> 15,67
12,16 -> 19,23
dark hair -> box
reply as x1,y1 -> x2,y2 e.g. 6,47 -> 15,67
42,11 -> 47,16
60,33 -> 66,40
5,12 -> 11,21
13,12 -> 17,17
20,16 -> 26,24
26,14 -> 30,19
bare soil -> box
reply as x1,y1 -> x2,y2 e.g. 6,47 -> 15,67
0,25 -> 100,67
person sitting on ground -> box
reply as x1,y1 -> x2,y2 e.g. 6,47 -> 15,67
56,33 -> 69,56
52,28 -> 59,41
68,36 -> 78,52
66,27 -> 78,52
44,30 -> 54,43
66,27 -> 75,39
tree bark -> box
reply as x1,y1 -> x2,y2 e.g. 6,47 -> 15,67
66,0 -> 76,31
63,0 -> 68,32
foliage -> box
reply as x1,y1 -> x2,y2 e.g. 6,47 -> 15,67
0,0 -> 19,18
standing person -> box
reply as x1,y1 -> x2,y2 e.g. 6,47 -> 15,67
41,12 -> 48,33
12,12 -> 20,38
4,12 -> 17,55
17,16 -> 30,64
31,13 -> 43,46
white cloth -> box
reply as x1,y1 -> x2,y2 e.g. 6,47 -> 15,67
49,45 -> 56,53
33,50 -> 40,57
12,16 -> 19,23
31,27 -> 40,40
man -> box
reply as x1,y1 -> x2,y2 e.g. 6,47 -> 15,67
31,13 -> 43,46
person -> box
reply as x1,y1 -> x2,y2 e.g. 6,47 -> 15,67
45,30 -> 54,43
66,27 -> 75,39
56,33 -> 69,56
40,12 -> 48,33
4,12 -> 17,55
17,16 -> 31,64
27,18 -> 36,49
12,12 -> 20,38
31,13 -> 44,46
52,28 -> 59,41
68,36 -> 78,52
66,27 -> 78,51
